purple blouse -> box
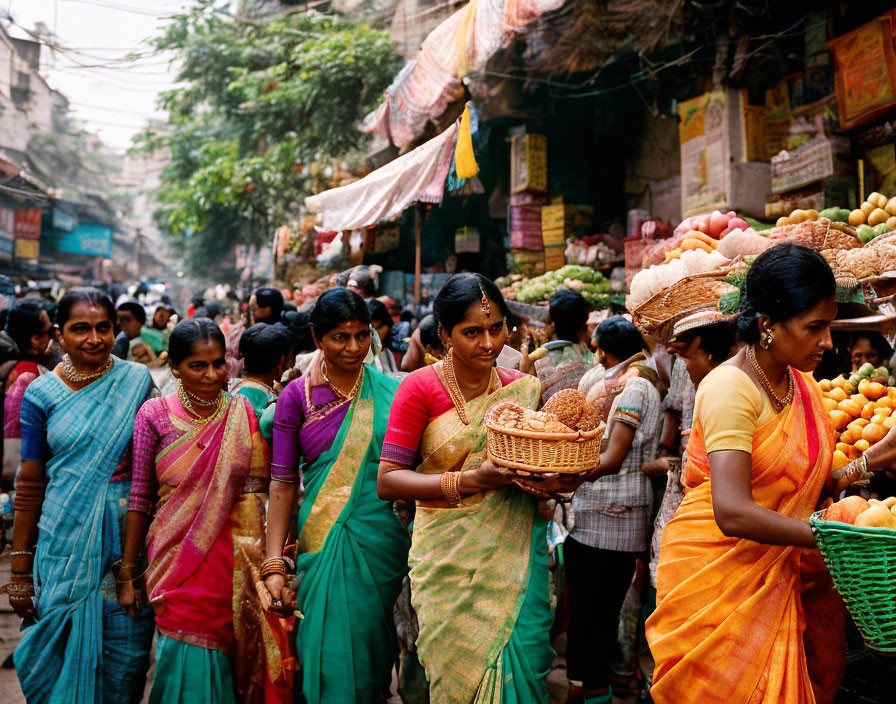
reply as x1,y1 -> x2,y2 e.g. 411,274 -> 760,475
271,378 -> 350,483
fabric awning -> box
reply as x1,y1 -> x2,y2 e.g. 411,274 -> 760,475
305,120 -> 459,232
362,0 -> 565,150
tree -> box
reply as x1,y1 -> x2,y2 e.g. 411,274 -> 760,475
138,1 -> 400,276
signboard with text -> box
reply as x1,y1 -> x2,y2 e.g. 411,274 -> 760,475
42,222 -> 113,257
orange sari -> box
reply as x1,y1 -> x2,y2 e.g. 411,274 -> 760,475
646,371 -> 845,704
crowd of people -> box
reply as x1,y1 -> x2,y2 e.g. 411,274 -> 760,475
2,245 -> 896,703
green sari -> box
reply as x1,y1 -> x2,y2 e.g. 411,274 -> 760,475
294,365 -> 411,703
410,373 -> 553,704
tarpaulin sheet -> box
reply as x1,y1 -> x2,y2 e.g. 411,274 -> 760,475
305,121 -> 458,232
362,0 -> 565,150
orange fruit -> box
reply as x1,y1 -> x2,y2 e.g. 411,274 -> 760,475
838,399 -> 863,418
885,415 -> 896,429
847,418 -> 870,432
829,387 -> 848,402
851,394 -> 870,406
876,397 -> 893,409
821,397 -> 838,413
836,442 -> 853,455
875,406 -> 893,418
858,379 -> 873,397
832,449 -> 850,471
861,402 -> 877,420
819,379 -> 832,392
867,382 -> 888,400
829,409 -> 851,430
839,428 -> 858,445
831,375 -> 846,389
854,438 -> 871,453
829,409 -> 852,430
863,422 -> 888,443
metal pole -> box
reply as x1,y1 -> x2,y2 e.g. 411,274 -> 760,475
414,204 -> 422,304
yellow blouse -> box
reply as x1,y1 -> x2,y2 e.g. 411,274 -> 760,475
695,364 -> 776,454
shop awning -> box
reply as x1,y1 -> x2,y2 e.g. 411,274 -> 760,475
305,120 -> 459,232
362,0 -> 565,150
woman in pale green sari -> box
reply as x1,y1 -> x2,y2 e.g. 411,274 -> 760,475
378,274 -> 584,704
264,287 -> 410,703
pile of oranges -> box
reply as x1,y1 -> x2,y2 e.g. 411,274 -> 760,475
819,375 -> 896,470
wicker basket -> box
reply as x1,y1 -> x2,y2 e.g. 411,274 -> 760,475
485,416 -> 604,474
809,511 -> 896,653
631,272 -> 738,341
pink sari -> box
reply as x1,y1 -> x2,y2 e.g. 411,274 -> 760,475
145,394 -> 294,703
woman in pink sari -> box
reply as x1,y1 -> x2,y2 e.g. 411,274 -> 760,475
117,318 -> 290,703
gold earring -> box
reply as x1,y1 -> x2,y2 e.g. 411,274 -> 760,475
760,326 -> 774,350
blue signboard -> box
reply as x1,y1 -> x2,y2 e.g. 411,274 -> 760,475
52,207 -> 77,233
42,222 -> 113,257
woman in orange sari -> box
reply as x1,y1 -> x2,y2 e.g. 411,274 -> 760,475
647,244 -> 896,704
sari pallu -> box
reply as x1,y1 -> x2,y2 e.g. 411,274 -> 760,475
410,373 -> 554,704
144,394 -> 291,704
646,372 -> 843,704
293,365 -> 410,704
14,361 -> 154,703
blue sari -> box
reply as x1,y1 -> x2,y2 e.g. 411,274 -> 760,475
14,359 -> 155,703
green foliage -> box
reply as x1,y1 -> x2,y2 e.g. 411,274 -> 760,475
138,1 -> 400,276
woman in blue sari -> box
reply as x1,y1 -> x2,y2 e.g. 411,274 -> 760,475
8,288 -> 156,703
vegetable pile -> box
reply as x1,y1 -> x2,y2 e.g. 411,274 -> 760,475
500,265 -> 611,306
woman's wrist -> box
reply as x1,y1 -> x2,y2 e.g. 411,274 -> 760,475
863,444 -> 887,473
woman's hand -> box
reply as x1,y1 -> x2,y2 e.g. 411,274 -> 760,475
460,459 -> 515,493
264,573 -> 286,601
116,578 -> 141,618
864,424 -> 896,472
8,573 -> 36,619
642,457 -> 671,478
263,574 -> 297,616
512,471 -> 586,498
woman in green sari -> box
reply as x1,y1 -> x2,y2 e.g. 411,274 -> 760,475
378,273 -> 583,704
264,287 -> 410,703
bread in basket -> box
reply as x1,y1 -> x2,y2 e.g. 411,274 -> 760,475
485,390 -> 604,474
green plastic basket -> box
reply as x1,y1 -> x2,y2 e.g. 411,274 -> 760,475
810,510 -> 896,653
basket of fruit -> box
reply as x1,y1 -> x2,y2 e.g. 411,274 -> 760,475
810,496 -> 896,653
485,390 -> 604,474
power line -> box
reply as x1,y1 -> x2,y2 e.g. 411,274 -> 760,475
58,0 -> 176,17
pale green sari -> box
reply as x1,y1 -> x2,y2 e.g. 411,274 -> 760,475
409,373 -> 553,704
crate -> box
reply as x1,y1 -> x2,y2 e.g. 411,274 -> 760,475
543,245 -> 566,272
542,226 -> 566,247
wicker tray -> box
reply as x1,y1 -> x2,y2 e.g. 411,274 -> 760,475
810,511 -> 896,654
485,417 -> 604,474
631,271 -> 738,342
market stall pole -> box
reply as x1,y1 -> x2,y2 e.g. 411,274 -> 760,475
414,204 -> 422,303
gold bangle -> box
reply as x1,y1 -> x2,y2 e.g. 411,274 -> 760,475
440,472 -> 461,506
844,454 -> 872,483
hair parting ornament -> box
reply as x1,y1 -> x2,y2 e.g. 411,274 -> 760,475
479,281 -> 491,315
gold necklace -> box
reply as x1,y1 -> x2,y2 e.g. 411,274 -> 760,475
443,348 -> 497,425
178,382 -> 228,421
61,354 -> 114,383
182,385 -> 219,407
321,360 -> 364,401
746,345 -> 794,411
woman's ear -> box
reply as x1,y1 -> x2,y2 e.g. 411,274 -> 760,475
438,324 -> 450,349
310,328 -> 323,351
54,326 -> 64,349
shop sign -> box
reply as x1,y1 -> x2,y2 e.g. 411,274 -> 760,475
52,207 -> 77,233
43,222 -> 113,257
13,208 -> 42,240
14,239 -> 38,261
0,207 -> 13,260
678,91 -> 728,216
828,11 -> 896,130
510,133 -> 547,193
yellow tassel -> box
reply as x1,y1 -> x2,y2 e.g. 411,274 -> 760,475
455,105 -> 479,180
